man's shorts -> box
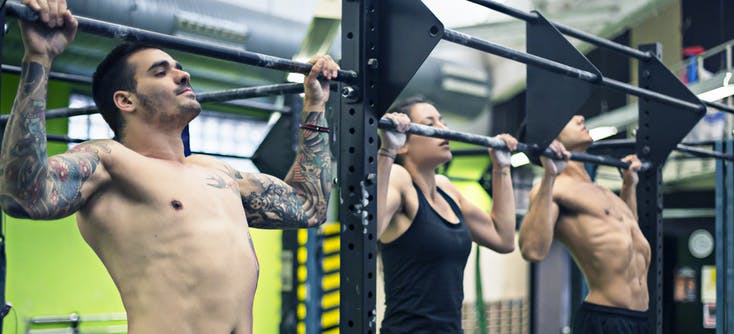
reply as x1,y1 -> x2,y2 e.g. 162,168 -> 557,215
572,302 -> 648,334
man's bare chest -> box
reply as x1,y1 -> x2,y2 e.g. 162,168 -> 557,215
109,161 -> 243,213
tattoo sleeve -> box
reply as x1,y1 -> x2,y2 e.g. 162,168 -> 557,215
0,61 -> 106,219
243,111 -> 332,229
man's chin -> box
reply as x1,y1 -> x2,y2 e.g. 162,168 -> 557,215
181,102 -> 201,115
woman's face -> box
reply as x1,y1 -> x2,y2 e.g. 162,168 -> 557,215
401,102 -> 453,167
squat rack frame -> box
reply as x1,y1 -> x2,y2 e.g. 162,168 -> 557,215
339,0 -> 725,333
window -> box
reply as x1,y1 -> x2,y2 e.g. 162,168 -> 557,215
67,93 -> 273,172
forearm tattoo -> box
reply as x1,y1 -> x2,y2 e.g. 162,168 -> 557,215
243,111 -> 332,229
0,61 -> 106,219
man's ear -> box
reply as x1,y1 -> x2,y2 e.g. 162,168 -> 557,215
113,90 -> 135,114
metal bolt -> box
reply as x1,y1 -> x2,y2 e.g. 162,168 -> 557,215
642,70 -> 651,78
341,86 -> 354,98
642,146 -> 651,155
367,58 -> 379,69
341,86 -> 361,103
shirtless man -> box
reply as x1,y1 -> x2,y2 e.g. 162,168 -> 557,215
0,1 -> 337,333
518,115 -> 650,333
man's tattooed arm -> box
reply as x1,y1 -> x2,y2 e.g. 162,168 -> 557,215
0,60 -> 109,220
235,111 -> 332,229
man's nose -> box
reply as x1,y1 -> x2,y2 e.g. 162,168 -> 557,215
177,70 -> 191,86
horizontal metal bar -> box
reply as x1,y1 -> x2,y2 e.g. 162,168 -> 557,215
30,313 -> 80,324
676,144 -> 734,161
600,77 -> 704,112
704,100 -> 734,114
464,0 -> 653,61
442,29 -> 599,81
0,83 -> 301,124
189,151 -> 252,160
47,134 -> 87,143
590,138 -> 734,161
591,138 -> 718,148
219,100 -> 291,114
2,64 -> 92,84
1,65 -> 297,113
29,312 -> 127,324
196,83 -> 304,104
378,118 -> 643,169
441,29 -> 706,114
5,2 -> 358,83
47,135 -> 256,159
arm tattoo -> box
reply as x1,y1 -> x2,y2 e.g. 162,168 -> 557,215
242,175 -> 309,229
0,60 -> 107,219
244,111 -> 332,229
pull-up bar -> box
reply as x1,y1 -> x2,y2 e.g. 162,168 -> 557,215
465,0 -> 653,61
589,138 -> 734,162
0,82 -> 304,124
378,118 -> 648,170
460,0 -> 734,113
441,29 -> 734,114
4,1 -> 358,83
2,64 -> 92,84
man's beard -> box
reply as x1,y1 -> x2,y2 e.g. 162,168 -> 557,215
137,90 -> 201,126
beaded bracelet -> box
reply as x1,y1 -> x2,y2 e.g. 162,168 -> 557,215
300,123 -> 330,133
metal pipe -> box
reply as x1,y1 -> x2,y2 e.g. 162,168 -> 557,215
591,138 -> 718,148
442,29 -> 599,81
30,313 -> 80,325
676,144 -> 734,161
0,83 -> 303,124
47,135 -> 254,160
47,134 -> 87,143
27,105 -> 99,121
2,64 -> 92,84
464,0 -> 653,61
590,138 -> 734,161
5,1 -> 358,83
378,118 -> 645,170
1,65 -> 297,112
704,100 -> 734,114
600,76 -> 706,113
196,83 -> 303,103
442,29 -> 706,114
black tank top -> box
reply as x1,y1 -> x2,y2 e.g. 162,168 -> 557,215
379,183 -> 472,334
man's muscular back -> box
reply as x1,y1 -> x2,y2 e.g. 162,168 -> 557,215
76,140 -> 257,334
552,174 -> 650,311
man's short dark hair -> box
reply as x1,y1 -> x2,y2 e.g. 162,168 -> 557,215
92,42 -> 155,139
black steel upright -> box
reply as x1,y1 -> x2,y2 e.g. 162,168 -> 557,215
715,140 -> 734,334
636,43 -> 704,334
339,0 -> 378,332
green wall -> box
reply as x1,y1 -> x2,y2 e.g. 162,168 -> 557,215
1,73 -> 282,333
